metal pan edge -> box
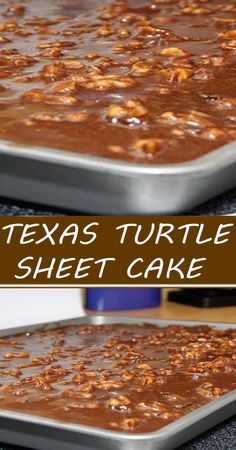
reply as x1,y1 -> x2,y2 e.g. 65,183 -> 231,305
0,316 -> 235,450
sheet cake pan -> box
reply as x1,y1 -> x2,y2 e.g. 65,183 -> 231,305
0,316 -> 235,450
0,138 -> 236,214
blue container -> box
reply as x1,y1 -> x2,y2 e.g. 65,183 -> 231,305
86,288 -> 161,311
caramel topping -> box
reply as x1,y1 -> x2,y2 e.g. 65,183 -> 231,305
0,323 -> 235,433
0,1 -> 235,163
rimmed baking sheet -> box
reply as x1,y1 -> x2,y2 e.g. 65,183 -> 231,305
0,139 -> 236,214
0,316 -> 235,450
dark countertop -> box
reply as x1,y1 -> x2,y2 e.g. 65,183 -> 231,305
0,416 -> 235,450
1,185 -> 236,216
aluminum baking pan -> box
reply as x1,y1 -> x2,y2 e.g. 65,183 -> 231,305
0,316 -> 235,450
0,138 -> 236,214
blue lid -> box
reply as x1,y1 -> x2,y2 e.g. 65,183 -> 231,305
86,288 -> 161,311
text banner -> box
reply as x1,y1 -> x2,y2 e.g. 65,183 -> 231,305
0,216 -> 235,285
